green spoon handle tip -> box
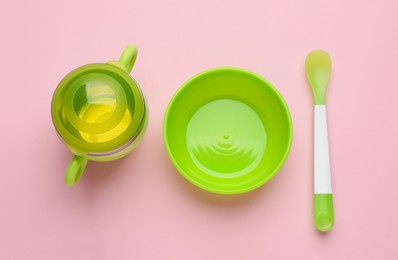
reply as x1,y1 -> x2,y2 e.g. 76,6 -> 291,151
314,194 -> 334,232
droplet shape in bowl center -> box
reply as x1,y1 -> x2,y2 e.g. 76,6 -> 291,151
186,99 -> 266,178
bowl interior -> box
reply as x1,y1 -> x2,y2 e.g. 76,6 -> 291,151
164,68 -> 292,194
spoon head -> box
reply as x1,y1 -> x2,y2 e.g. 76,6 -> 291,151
305,50 -> 331,105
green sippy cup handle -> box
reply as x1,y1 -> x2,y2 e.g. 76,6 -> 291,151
65,155 -> 88,187
118,45 -> 138,73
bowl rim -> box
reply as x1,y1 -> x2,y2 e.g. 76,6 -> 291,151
163,67 -> 293,194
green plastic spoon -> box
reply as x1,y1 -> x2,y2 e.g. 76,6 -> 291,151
305,50 -> 334,232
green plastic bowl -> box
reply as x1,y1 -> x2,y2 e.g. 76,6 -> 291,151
164,68 -> 292,194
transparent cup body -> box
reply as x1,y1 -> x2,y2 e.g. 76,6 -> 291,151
52,63 -> 147,162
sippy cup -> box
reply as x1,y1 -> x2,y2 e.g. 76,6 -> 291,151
51,45 -> 147,186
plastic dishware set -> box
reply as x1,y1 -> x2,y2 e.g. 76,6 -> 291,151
51,45 -> 334,232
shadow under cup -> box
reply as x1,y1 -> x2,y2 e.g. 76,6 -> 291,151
164,68 -> 293,194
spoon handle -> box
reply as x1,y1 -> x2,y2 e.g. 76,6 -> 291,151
314,104 -> 334,232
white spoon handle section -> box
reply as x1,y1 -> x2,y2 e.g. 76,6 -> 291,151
314,105 -> 332,194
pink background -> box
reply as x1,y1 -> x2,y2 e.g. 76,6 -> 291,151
1,0 -> 398,259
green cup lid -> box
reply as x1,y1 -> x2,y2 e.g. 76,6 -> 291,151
52,63 -> 145,154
